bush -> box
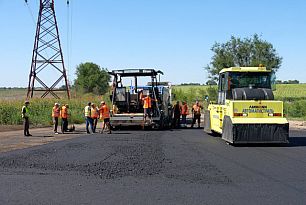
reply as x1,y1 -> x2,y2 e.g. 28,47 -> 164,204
284,100 -> 306,120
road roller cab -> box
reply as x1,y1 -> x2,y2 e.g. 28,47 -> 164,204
204,66 -> 289,144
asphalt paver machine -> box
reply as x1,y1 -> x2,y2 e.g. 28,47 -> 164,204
109,68 -> 172,129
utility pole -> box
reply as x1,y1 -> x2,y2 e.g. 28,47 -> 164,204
27,0 -> 70,99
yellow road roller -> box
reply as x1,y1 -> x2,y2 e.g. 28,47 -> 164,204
204,66 -> 289,144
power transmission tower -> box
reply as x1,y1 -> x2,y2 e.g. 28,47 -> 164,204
27,0 -> 70,99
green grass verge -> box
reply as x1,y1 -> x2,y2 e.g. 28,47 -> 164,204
0,91 -> 111,126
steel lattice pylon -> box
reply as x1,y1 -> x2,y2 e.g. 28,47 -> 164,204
27,0 -> 70,99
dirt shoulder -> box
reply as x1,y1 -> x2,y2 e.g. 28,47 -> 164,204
289,120 -> 306,130
0,124 -> 87,153
0,125 -> 24,132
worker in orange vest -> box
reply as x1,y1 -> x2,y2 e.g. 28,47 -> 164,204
143,94 -> 152,121
60,104 -> 69,133
172,101 -> 182,128
52,103 -> 60,134
191,100 -> 203,128
91,103 -> 99,133
181,101 -> 189,128
99,101 -> 111,134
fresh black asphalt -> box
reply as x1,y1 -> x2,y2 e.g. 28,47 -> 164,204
0,128 -> 306,205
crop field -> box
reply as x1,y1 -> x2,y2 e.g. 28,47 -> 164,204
0,88 -> 28,100
173,84 -> 306,100
274,84 -> 306,100
0,88 -> 70,100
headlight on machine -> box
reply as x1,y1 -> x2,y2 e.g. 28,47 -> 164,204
268,113 -> 282,117
234,113 -> 248,117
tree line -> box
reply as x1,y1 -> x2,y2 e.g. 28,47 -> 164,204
276,80 -> 299,84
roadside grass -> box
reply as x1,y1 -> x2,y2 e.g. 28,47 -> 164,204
0,89 -> 111,126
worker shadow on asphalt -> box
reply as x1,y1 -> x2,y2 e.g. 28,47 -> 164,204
170,127 -> 204,131
60,130 -> 85,134
28,135 -> 54,138
109,132 -> 131,135
75,128 -> 132,135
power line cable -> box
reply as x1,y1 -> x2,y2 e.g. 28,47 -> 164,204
24,0 -> 36,26
67,0 -> 70,81
24,0 -> 50,60
66,0 -> 73,87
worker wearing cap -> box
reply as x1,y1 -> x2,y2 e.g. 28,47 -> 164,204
84,102 -> 94,134
21,100 -> 32,136
52,103 -> 60,134
91,103 -> 99,133
99,101 -> 111,134
191,100 -> 203,128
60,104 -> 69,133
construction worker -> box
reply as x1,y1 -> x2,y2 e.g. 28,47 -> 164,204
191,100 -> 203,128
21,100 -> 32,137
91,103 -> 99,133
172,101 -> 182,128
99,101 -> 111,134
143,93 -> 152,121
181,101 -> 189,128
138,90 -> 144,108
84,102 -> 94,134
60,104 -> 69,133
52,103 -> 60,134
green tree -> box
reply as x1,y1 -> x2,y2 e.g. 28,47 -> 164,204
74,62 -> 110,95
206,86 -> 218,102
205,79 -> 217,85
205,34 -> 282,80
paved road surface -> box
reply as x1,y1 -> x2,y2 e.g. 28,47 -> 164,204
0,128 -> 306,205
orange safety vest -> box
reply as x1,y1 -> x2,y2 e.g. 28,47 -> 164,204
52,106 -> 60,118
143,96 -> 152,109
192,104 -> 201,115
181,104 -> 189,115
91,107 -> 99,119
99,105 -> 110,119
60,106 -> 68,119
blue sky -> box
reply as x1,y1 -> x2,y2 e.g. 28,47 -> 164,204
0,0 -> 306,87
